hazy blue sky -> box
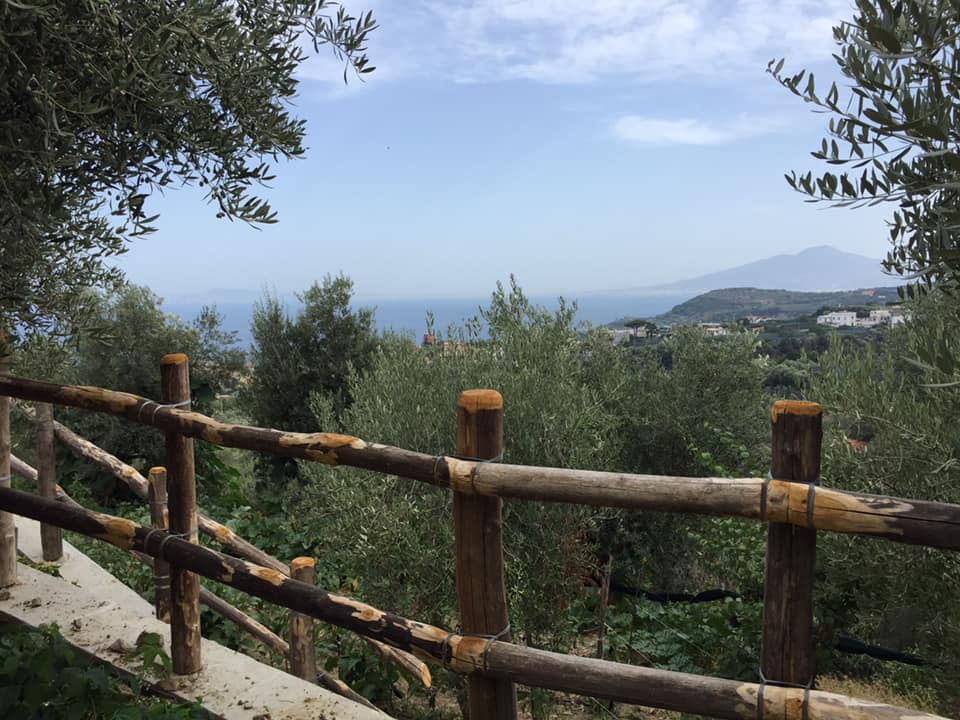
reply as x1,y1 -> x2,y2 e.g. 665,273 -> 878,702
116,0 -> 892,301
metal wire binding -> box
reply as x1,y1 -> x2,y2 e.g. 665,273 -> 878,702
755,668 -> 813,720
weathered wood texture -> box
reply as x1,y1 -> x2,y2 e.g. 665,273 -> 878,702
0,487 -> 946,720
160,354 -> 201,675
11,407 -> 430,688
0,388 -> 14,587
36,403 -> 63,561
2,375 -> 960,550
289,557 -> 317,682
148,467 -> 172,623
762,401 -> 821,686
7,456 -> 376,709
454,389 -> 517,720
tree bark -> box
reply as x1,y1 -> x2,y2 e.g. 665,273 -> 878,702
762,400 -> 821,686
2,375 -> 960,551
289,557 -> 317,682
0,486 -> 946,720
0,384 -> 15,587
160,354 -> 201,674
148,467 -> 172,623
454,389 -> 517,720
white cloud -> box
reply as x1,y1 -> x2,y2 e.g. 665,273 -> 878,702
612,113 -> 783,145
613,116 -> 731,144
351,0 -> 852,85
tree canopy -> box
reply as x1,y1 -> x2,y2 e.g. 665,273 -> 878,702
770,0 -> 960,294
0,0 -> 375,339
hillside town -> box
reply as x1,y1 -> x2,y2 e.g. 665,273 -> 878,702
816,307 -> 912,328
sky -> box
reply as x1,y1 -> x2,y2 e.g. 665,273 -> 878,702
116,0 -> 894,302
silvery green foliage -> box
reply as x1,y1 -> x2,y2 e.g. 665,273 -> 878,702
771,0 -> 960,295
298,278 -> 625,643
0,0 -> 375,339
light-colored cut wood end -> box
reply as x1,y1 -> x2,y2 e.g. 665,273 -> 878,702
457,389 -> 503,412
291,557 -> 316,571
148,467 -> 167,478
160,353 -> 188,366
771,400 -> 821,422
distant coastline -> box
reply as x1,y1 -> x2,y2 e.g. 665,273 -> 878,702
164,293 -> 690,348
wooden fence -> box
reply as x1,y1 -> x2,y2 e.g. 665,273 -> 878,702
0,360 -> 957,720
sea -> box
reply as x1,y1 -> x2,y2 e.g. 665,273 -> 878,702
164,293 -> 689,349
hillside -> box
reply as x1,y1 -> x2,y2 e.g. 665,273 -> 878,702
653,286 -> 903,324
601,246 -> 898,295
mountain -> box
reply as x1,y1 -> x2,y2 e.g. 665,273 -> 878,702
654,286 -> 903,325
615,246 -> 898,295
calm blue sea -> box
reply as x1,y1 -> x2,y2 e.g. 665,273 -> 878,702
164,293 -> 688,349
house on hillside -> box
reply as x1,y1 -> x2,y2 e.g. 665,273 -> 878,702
817,310 -> 857,327
698,322 -> 726,336
816,307 -> 912,328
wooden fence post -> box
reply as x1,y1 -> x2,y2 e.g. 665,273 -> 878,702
454,389 -> 517,720
161,353 -> 201,674
289,557 -> 317,682
761,400 -> 822,687
36,403 -> 63,561
0,360 -> 15,587
148,467 -> 172,623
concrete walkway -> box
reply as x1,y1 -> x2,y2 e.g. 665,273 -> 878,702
1,516 -> 389,720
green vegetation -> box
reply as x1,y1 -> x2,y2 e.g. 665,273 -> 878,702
771,1 -> 960,294
0,0 -> 375,341
5,1 -> 960,716
6,278 -> 960,717
651,286 -> 902,325
0,623 -> 206,719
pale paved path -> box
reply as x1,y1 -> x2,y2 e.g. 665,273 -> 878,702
1,516 -> 389,720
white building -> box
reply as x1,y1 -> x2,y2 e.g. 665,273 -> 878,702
817,310 -> 858,327
816,307 -> 912,328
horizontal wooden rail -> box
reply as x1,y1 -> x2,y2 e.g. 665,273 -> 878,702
0,486 -> 946,720
8,454 -> 377,708
3,374 -> 960,551
8,408 -> 431,688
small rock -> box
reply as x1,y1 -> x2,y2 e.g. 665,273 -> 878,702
0,590 -> 10,601
71,619 -> 82,631
24,597 -> 42,608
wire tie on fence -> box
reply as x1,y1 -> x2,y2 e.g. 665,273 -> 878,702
137,398 -> 190,424
142,527 -> 164,556
756,668 -> 813,720
157,526 -> 198,559
0,475 -> 9,484
152,398 -> 190,423
136,400 -> 157,423
452,452 -> 503,464
760,471 -> 772,523
439,627 -> 460,669
806,482 -> 816,529
481,622 -> 510,671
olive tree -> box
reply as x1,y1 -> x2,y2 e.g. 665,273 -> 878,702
0,0 -> 375,339
770,0 -> 960,294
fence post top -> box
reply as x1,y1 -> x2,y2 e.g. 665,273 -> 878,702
771,400 -> 821,423
148,467 -> 167,477
458,389 -> 503,412
160,353 -> 189,366
291,557 -> 316,570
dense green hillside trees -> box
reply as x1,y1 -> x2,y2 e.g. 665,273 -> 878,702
0,0 -> 375,339
242,275 -> 376,489
13,284 -> 245,498
293,280 -> 773,651
809,316 -> 960,705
